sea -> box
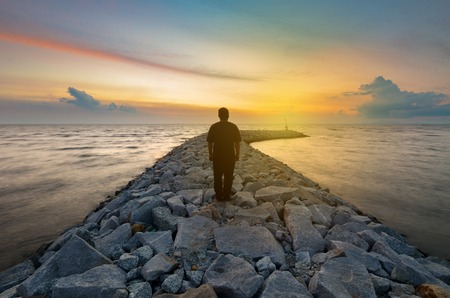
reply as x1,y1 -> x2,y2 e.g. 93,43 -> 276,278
0,124 -> 449,271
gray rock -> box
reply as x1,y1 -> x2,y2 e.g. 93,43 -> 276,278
243,181 -> 265,194
369,274 -> 391,297
309,257 -> 377,298
329,241 -> 388,277
357,229 -> 382,247
256,256 -> 276,278
99,215 -> 120,234
161,272 -> 184,294
173,215 -> 219,253
233,191 -> 257,208
203,254 -> 264,298
235,205 -> 271,222
128,281 -> 152,298
260,270 -> 312,298
341,221 -> 370,233
284,204 -> 325,255
255,186 -> 299,202
308,204 -> 333,227
368,223 -> 406,241
417,257 -> 450,284
85,207 -> 111,225
51,264 -> 126,298
17,236 -> 112,297
331,206 -> 356,226
392,254 -> 448,287
214,225 -> 286,267
141,253 -> 178,282
185,204 -> 198,217
123,232 -> 144,252
167,196 -> 187,217
381,232 -> 423,258
295,251 -> 311,270
130,196 -> 166,225
117,253 -> 139,271
152,206 -> 182,232
93,223 -> 132,258
131,245 -> 154,266
260,202 -> 282,224
0,259 -> 35,292
139,231 -> 173,255
126,267 -> 141,281
177,189 -> 203,205
325,225 -> 370,251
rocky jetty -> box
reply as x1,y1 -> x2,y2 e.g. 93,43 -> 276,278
2,130 -> 450,298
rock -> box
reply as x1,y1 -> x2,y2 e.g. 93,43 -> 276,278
51,264 -> 127,298
0,259 -> 35,293
173,215 -> 219,253
260,270 -> 312,298
381,232 -> 423,258
368,222 -> 406,242
329,241 -> 388,277
177,189 -> 203,205
309,257 -> 377,298
162,271 -> 184,294
325,225 -> 370,251
117,253 -> 139,271
131,245 -> 154,266
152,206 -> 182,232
154,284 -> 217,298
308,204 -> 333,227
124,232 -> 144,252
139,230 -> 173,255
256,256 -> 276,278
99,215 -> 120,234
417,257 -> 450,284
255,186 -> 299,202
331,206 -> 356,226
284,204 -> 325,255
214,225 -> 286,267
203,254 -> 264,298
235,205 -> 271,223
130,196 -> 167,225
416,284 -> 450,298
93,223 -> 132,258
389,281 -> 415,297
141,253 -> 178,282
369,274 -> 391,297
392,254 -> 448,287
167,196 -> 187,217
295,251 -> 311,270
243,181 -> 265,194
17,236 -> 112,297
128,281 -> 153,298
233,191 -> 257,208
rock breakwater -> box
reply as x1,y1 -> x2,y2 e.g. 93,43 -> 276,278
1,130 -> 450,297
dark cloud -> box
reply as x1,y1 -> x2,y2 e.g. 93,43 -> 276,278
60,87 -> 136,113
345,76 -> 450,118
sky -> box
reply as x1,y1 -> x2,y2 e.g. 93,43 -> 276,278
1,0 -> 449,124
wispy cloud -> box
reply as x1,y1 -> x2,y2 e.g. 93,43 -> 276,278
60,87 -> 136,113
345,76 -> 450,118
0,32 -> 258,81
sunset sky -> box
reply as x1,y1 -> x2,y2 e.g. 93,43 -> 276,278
1,1 -> 449,124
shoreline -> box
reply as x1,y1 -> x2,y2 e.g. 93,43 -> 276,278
1,130 -> 449,297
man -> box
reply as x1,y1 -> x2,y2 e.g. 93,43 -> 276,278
207,107 -> 241,201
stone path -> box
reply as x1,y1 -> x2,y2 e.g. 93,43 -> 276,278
1,130 -> 450,297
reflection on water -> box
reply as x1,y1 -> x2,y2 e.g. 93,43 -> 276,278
252,124 -> 450,259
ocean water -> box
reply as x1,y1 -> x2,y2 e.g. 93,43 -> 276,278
0,124 -> 449,271
252,124 -> 450,260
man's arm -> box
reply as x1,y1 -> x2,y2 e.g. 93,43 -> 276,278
208,141 -> 214,161
234,141 -> 240,161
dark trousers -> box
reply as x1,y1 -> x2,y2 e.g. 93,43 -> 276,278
213,158 -> 235,201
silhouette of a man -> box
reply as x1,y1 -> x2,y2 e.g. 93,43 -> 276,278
207,107 -> 241,201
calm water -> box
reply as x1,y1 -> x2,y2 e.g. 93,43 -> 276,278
253,124 -> 450,260
0,124 -> 449,271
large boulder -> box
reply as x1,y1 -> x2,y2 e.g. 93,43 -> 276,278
139,231 -> 173,255
309,257 -> 377,298
260,270 -> 312,298
0,260 -> 35,292
214,225 -> 286,267
203,254 -> 264,298
93,223 -> 132,258
284,204 -> 325,255
51,264 -> 126,298
141,253 -> 178,282
255,186 -> 299,202
17,236 -> 112,297
173,215 -> 219,253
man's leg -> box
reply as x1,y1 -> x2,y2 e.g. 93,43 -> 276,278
222,160 -> 235,201
213,161 -> 224,201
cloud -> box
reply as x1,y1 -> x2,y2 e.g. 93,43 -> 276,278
345,76 -> 450,118
60,87 -> 136,113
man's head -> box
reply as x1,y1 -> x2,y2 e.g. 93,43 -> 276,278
218,107 -> 229,121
